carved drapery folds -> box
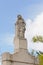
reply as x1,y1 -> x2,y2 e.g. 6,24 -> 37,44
15,15 -> 26,39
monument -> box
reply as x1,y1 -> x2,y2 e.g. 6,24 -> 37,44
2,15 -> 39,65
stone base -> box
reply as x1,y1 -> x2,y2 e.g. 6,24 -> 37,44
2,49 -> 39,65
14,37 -> 27,53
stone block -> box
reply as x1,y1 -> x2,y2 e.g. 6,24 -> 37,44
2,52 -> 12,61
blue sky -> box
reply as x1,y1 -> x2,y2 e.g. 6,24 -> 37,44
0,0 -> 43,55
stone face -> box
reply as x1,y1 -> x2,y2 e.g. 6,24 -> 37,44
2,15 -> 39,65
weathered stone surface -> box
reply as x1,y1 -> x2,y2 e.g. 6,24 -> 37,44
2,52 -> 12,61
2,52 -> 12,65
12,49 -> 35,64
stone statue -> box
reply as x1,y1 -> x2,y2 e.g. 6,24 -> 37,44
15,15 -> 26,39
2,15 -> 39,65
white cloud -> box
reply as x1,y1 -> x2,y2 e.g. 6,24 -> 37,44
25,12 -> 43,52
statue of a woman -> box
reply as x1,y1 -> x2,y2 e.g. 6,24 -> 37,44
15,15 -> 26,39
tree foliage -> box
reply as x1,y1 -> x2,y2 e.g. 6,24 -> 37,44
38,53 -> 43,65
32,36 -> 43,42
36,51 -> 43,65
32,36 -> 43,65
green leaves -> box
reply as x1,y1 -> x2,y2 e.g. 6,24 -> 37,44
32,36 -> 43,42
32,36 -> 38,42
38,53 -> 43,65
36,51 -> 43,65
